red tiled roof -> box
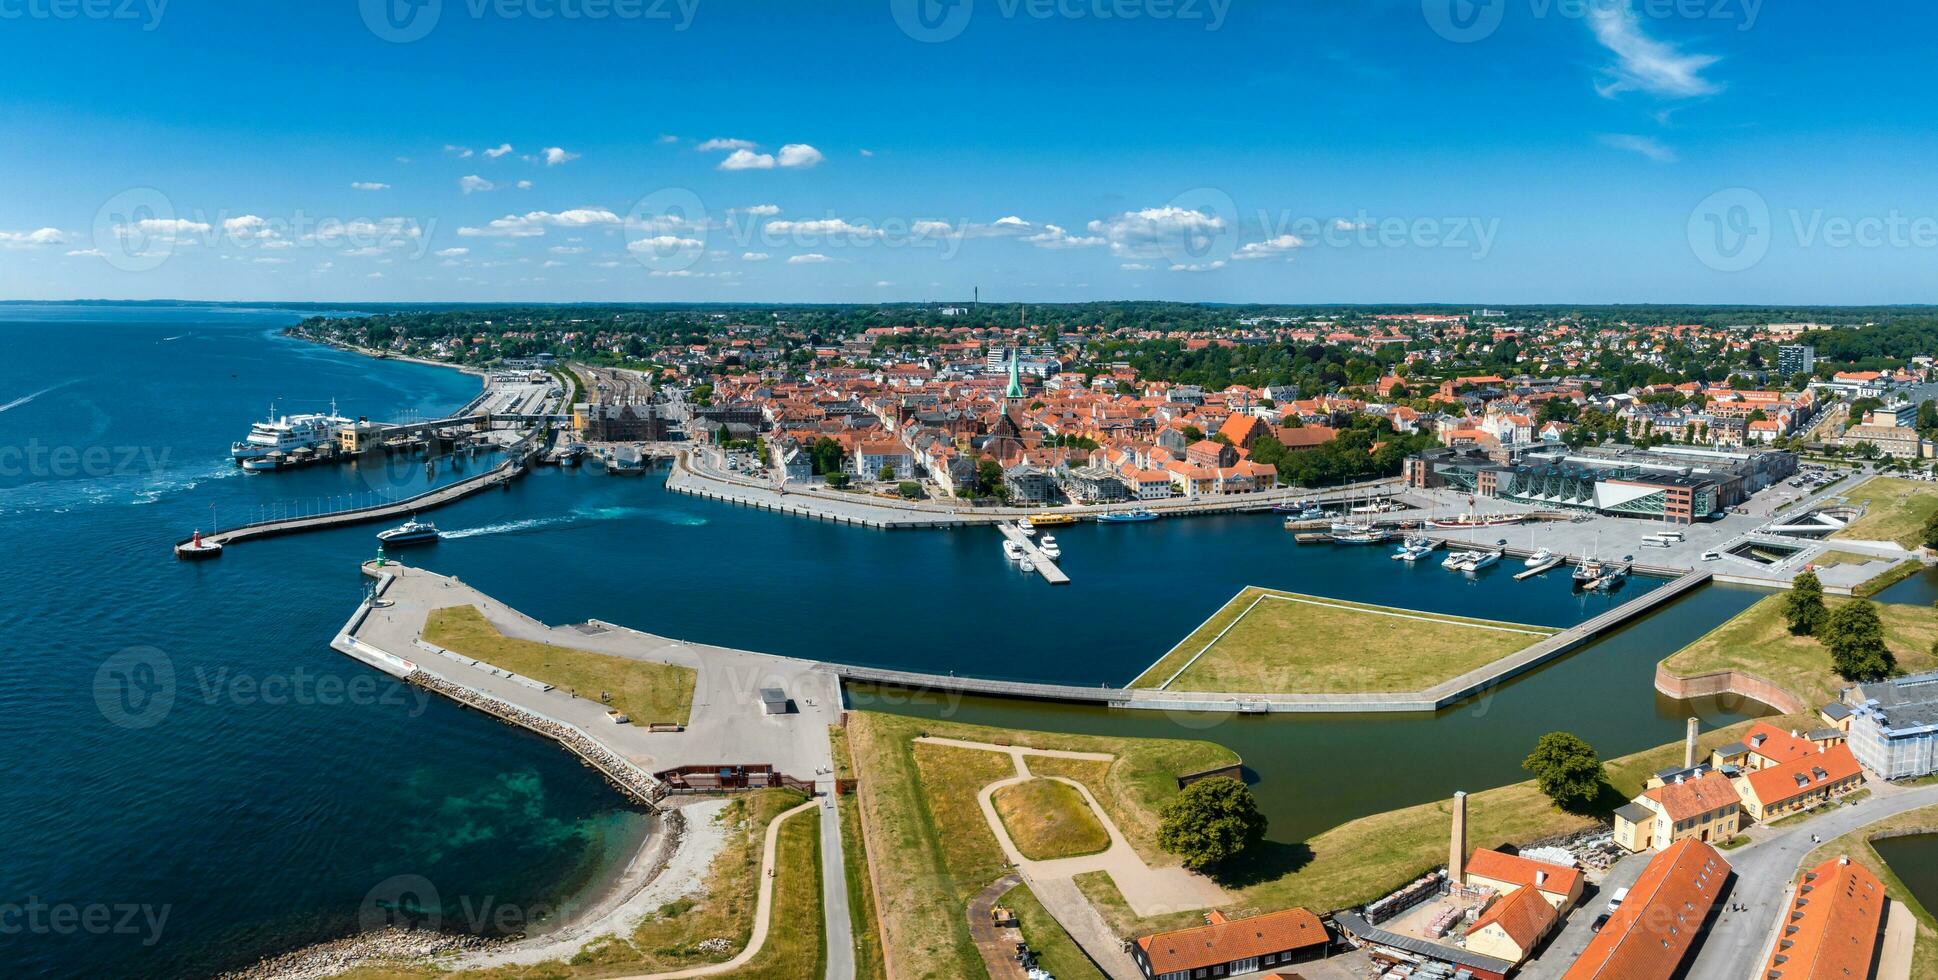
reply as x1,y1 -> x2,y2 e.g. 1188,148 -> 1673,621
1464,848 -> 1582,900
1642,770 -> 1740,822
1469,883 -> 1557,951
1561,838 -> 1729,980
1766,857 -> 1884,980
1136,908 -> 1328,975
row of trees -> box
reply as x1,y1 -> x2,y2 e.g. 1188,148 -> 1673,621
1782,571 -> 1896,681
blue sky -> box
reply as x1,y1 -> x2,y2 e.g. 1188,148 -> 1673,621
1,0 -> 1934,304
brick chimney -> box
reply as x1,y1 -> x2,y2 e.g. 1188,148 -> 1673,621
1450,791 -> 1469,884
1685,717 -> 1700,769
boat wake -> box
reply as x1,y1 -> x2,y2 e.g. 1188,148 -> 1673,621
0,460 -> 241,515
0,378 -> 80,415
442,505 -> 706,539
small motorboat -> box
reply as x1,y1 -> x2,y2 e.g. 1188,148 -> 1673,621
1442,550 -> 1477,570
1461,551 -> 1501,572
1018,557 -> 1035,573
377,519 -> 441,546
1002,540 -> 1027,561
1017,521 -> 1037,536
1525,547 -> 1555,567
174,530 -> 224,561
1039,536 -> 1061,559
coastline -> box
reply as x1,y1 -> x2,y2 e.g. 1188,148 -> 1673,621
284,326 -> 491,384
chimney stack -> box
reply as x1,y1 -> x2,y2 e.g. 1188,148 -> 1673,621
1685,717 -> 1700,769
1450,791 -> 1469,884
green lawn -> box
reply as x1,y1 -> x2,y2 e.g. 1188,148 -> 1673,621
1127,587 -> 1557,694
1801,804 -> 1938,980
1659,593 -> 1938,707
423,604 -> 695,727
1817,550 -> 1891,568
831,726 -> 887,980
1834,476 -> 1938,548
994,778 -> 1112,861
1002,882 -> 1108,980
847,711 -> 1236,980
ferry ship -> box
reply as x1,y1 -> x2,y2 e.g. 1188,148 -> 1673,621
1098,509 -> 1159,524
1026,512 -> 1077,528
376,519 -> 440,546
232,402 -> 350,462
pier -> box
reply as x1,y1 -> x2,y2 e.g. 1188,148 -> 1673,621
995,523 -> 1071,585
177,442 -> 541,552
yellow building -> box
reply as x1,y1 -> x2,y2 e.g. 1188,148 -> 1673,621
1613,769 -> 1741,853
1465,885 -> 1559,965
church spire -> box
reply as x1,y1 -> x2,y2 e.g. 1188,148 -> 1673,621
1006,347 -> 1024,402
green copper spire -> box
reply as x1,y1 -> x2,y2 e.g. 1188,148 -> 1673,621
1006,348 -> 1024,400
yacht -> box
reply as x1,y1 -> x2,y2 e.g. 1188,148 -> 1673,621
376,519 -> 440,546
1442,550 -> 1478,570
1039,536 -> 1061,560
1393,536 -> 1436,562
1097,509 -> 1159,523
1460,551 -> 1501,572
1524,547 -> 1555,567
1002,540 -> 1027,561
232,402 -> 350,462
1334,527 -> 1386,545
1016,521 -> 1037,536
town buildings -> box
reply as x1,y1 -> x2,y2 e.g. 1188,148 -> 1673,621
1130,907 -> 1330,980
1846,671 -> 1938,778
1763,857 -> 1886,980
1406,443 -> 1798,524
1613,768 -> 1741,852
1560,838 -> 1729,980
1614,723 -> 1862,851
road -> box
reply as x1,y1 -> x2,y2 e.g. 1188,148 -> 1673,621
820,790 -> 856,980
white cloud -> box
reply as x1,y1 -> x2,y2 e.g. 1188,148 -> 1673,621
1120,263 -> 1153,271
875,280 -> 894,287
459,175 -> 495,194
484,143 -> 514,159
777,143 -> 824,168
223,215 -> 276,240
1023,223 -> 1106,249
719,149 -> 777,171
436,247 -> 470,257
66,248 -> 106,257
627,235 -> 705,253
741,251 -> 771,261
549,245 -> 587,255
911,220 -> 955,236
0,227 -> 65,247
786,253 -> 834,264
1169,260 -> 1227,272
351,181 -> 391,191
253,256 -> 292,265
515,180 -> 533,190
456,208 -> 620,237
1232,234 -> 1305,261
859,149 -> 875,157
1598,132 -> 1678,162
736,204 -> 782,216
1588,1 -> 1722,98
1332,218 -> 1368,232
541,146 -> 579,166
764,218 -> 879,238
657,134 -> 681,145
697,137 -> 758,152
1087,206 -> 1227,259
444,144 -> 474,158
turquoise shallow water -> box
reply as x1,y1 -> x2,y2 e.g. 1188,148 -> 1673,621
0,303 -> 1774,978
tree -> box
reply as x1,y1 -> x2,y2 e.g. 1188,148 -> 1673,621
1522,732 -> 1605,813
1782,571 -> 1828,636
878,464 -> 897,482
1921,508 -> 1938,551
1157,777 -> 1266,871
1821,599 -> 1895,681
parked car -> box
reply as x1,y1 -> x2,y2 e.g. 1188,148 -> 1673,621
1702,551 -> 1723,562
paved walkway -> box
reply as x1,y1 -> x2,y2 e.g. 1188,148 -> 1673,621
920,736 -> 1222,979
818,790 -> 855,980
1879,899 -> 1916,980
967,873 -> 1027,980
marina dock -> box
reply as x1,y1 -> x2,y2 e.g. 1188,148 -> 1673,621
996,523 -> 1071,585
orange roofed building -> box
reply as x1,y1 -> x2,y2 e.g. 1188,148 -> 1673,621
1561,838 -> 1729,980
1764,857 -> 1885,980
1131,907 -> 1330,980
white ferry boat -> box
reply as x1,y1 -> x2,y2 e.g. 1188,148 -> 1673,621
376,519 -> 440,546
232,402 -> 350,462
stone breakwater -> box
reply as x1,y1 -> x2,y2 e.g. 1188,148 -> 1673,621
215,928 -> 494,980
405,671 -> 669,806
